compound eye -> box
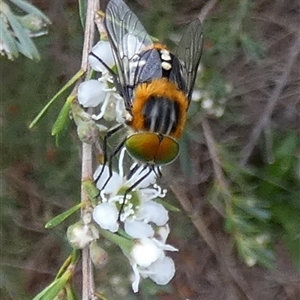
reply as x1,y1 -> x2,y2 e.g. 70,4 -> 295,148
125,133 -> 179,165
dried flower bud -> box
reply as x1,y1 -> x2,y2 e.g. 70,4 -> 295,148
67,222 -> 95,249
89,241 -> 108,268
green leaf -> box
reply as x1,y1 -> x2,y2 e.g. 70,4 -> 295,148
117,228 -> 134,240
70,249 -> 80,264
55,251 -> 79,279
98,228 -> 134,256
273,132 -> 299,168
93,291 -> 109,300
226,215 -> 258,234
251,247 -> 275,269
235,234 -> 274,269
51,95 -> 74,136
16,39 -> 39,60
5,8 -> 40,59
240,33 -> 265,63
0,18 -> 19,58
66,283 -> 77,300
283,233 -> 300,271
8,0 -> 51,24
78,0 -> 87,28
272,202 -> 300,269
233,197 -> 271,221
155,198 -> 180,213
45,203 -> 82,228
29,69 -> 85,128
32,273 -> 70,300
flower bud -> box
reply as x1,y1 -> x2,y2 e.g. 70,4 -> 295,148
89,241 -> 108,269
67,222 -> 94,249
77,120 -> 99,144
19,14 -> 46,32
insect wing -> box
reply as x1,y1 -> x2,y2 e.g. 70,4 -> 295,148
176,18 -> 203,104
105,0 -> 153,109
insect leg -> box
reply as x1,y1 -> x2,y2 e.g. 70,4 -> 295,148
126,163 -> 144,180
89,52 -> 116,77
94,123 -> 124,184
100,135 -> 127,191
118,166 -> 154,221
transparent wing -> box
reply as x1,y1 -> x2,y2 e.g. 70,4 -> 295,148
176,18 -> 203,104
105,0 -> 153,109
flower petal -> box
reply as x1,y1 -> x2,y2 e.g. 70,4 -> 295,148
127,165 -> 157,188
147,256 -> 175,285
93,165 -> 122,195
156,225 -> 170,243
138,200 -> 169,226
124,220 -> 154,239
78,80 -> 106,107
93,203 -> 119,232
89,41 -> 115,72
131,238 -> 163,268
131,263 -> 141,293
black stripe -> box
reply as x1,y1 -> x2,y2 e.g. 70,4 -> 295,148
143,97 -> 180,135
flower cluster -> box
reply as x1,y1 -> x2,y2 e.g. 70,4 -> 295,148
92,149 -> 177,292
76,40 -> 178,292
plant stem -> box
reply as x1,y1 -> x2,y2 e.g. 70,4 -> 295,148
80,0 -> 100,299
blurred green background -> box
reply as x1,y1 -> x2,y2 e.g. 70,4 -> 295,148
1,0 -> 299,299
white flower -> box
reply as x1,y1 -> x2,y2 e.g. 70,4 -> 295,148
245,256 -> 257,267
214,106 -> 224,117
93,162 -> 163,225
129,225 -> 178,292
89,41 -> 115,72
93,202 -> 119,232
78,76 -> 125,121
201,98 -> 214,109
131,256 -> 176,292
191,89 -> 202,102
81,41 -> 128,121
130,237 -> 177,292
123,202 -> 171,241
91,148 -> 178,292
91,81 -> 125,122
92,146 -> 169,238
93,146 -> 165,217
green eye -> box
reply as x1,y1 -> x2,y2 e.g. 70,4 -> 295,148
125,133 -> 179,165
